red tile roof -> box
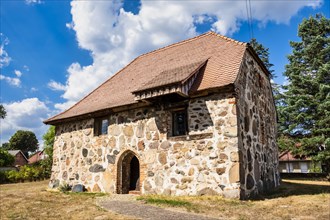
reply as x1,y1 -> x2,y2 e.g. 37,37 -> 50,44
279,151 -> 311,161
45,32 -> 247,124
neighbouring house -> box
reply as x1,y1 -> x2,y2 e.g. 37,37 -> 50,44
279,150 -> 321,173
44,32 -> 279,199
28,150 -> 48,164
8,150 -> 28,166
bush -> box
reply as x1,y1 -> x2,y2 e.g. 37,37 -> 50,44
0,149 -> 14,167
59,182 -> 72,192
0,165 -> 49,184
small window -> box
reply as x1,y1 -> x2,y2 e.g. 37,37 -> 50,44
172,109 -> 188,136
94,117 -> 109,136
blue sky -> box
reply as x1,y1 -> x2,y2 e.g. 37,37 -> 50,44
0,0 -> 329,147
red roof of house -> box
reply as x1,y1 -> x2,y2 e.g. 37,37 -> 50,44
28,150 -> 44,164
279,151 -> 311,161
44,32 -> 260,124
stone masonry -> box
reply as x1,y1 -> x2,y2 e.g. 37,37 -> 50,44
50,92 -> 241,198
48,35 -> 280,200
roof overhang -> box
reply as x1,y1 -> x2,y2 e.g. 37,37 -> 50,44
132,59 -> 208,101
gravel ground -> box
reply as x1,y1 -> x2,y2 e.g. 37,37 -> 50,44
97,195 -> 220,220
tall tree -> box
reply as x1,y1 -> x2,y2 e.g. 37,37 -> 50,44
8,130 -> 39,156
0,104 -> 6,119
43,126 -> 55,159
278,14 -> 330,171
249,38 -> 274,78
249,38 -> 282,107
41,126 -> 55,177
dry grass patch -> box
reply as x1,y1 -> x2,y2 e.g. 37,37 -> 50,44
138,179 -> 330,220
0,180 -> 131,220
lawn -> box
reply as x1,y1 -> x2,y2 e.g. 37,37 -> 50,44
0,180 -> 129,220
138,179 -> 330,220
0,179 -> 329,220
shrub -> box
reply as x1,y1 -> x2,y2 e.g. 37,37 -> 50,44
0,149 -> 14,167
59,182 -> 72,192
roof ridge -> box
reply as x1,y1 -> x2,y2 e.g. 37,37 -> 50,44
137,32 -> 212,59
208,32 -> 247,45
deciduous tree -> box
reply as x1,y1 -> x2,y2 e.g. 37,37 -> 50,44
8,130 -> 39,156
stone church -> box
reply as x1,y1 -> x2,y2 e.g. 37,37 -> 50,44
45,32 -> 279,199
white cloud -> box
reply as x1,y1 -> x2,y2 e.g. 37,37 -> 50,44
0,33 -> 11,68
23,65 -> 30,71
0,74 -> 21,87
14,70 -> 22,77
48,80 -> 66,91
0,98 -> 51,147
25,0 -> 43,5
54,0 -> 322,110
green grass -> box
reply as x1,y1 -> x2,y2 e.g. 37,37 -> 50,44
138,197 -> 192,207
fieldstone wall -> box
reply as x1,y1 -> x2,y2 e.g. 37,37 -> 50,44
50,93 -> 241,198
235,51 -> 280,199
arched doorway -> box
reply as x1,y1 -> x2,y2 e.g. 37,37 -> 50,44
117,151 -> 140,194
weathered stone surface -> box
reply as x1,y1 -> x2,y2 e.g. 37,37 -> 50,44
144,150 -> 156,164
109,137 -> 116,148
147,171 -> 154,177
144,181 -> 152,191
181,177 -> 193,183
107,155 -> 116,164
224,127 -> 237,137
155,175 -> 163,187
109,125 -> 121,136
190,158 -> 200,165
197,187 -> 218,196
216,167 -> 226,175
147,120 -> 158,131
62,171 -> 68,180
219,153 -> 228,160
170,178 -> 178,184
252,120 -> 257,136
89,164 -> 105,173
222,188 -> 239,199
82,148 -> 88,157
93,184 -> 101,192
160,141 -> 171,150
72,184 -> 85,192
230,151 -> 239,162
229,163 -> 239,183
138,140 -> 145,150
123,126 -> 134,137
217,141 -> 227,150
136,122 -> 144,138
188,168 -> 195,176
158,152 -> 167,165
246,174 -> 255,190
149,142 -> 159,149
173,143 -> 184,151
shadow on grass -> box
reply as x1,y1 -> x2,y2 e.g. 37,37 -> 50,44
261,179 -> 330,200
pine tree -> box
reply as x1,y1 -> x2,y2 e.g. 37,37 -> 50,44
278,14 -> 330,172
249,38 -> 282,106
249,38 -> 274,78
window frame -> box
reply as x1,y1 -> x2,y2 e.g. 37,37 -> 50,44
94,116 -> 109,136
171,108 -> 188,137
